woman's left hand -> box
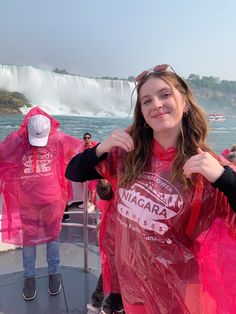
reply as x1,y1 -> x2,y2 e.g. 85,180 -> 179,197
183,148 -> 225,183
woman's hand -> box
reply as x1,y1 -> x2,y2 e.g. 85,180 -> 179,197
183,148 -> 225,183
96,128 -> 134,157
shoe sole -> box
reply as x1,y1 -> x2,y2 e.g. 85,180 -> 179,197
87,206 -> 96,213
48,284 -> 62,296
87,303 -> 102,313
23,290 -> 37,301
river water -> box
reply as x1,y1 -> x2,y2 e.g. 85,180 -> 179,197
0,114 -> 235,154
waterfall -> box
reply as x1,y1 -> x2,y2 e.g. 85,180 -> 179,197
0,64 -> 135,116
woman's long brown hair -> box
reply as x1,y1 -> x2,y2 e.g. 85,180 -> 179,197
119,71 -> 215,189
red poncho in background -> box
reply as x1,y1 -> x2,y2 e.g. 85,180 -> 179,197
96,185 -> 121,295
0,107 -> 83,246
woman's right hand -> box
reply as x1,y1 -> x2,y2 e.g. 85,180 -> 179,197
96,128 -> 134,157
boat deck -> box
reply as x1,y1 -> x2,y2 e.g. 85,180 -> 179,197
0,205 -> 101,314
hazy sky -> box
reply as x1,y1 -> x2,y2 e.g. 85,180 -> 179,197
1,0 -> 236,80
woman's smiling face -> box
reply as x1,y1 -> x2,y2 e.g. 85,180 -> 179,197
140,76 -> 188,141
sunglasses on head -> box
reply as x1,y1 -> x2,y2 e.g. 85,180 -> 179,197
135,64 -> 175,82
135,64 -> 189,92
84,136 -> 91,139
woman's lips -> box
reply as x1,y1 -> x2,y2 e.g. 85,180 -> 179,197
151,111 -> 168,118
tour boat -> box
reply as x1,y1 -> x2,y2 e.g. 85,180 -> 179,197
208,113 -> 225,122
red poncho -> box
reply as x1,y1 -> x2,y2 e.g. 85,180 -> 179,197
96,186 -> 121,295
0,107 -> 83,246
96,139 -> 236,314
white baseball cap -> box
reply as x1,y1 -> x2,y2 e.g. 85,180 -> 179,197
28,114 -> 51,146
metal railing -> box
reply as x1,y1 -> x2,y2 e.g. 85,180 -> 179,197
60,181 -> 98,272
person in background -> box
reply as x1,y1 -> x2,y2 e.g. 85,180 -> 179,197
226,151 -> 236,163
222,144 -> 236,157
83,132 -> 98,212
62,181 -> 84,222
62,143 -> 84,223
230,144 -> 236,152
226,144 -> 236,165
0,107 -> 82,301
87,179 -> 125,314
62,132 -> 97,222
66,64 -> 236,313
83,132 -> 93,149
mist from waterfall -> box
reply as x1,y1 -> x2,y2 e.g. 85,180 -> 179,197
0,64 -> 136,117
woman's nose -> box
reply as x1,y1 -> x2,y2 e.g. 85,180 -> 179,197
152,96 -> 163,108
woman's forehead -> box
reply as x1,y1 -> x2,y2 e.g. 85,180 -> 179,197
140,77 -> 172,95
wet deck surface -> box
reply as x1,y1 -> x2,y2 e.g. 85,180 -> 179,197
0,205 -> 101,314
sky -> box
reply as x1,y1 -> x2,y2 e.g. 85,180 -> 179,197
1,0 -> 236,81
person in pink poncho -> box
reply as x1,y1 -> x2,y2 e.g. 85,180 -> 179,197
0,107 -> 82,301
66,64 -> 236,314
225,144 -> 236,166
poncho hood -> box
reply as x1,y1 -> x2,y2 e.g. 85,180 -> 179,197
18,106 -> 60,139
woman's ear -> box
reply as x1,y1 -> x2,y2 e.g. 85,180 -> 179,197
183,102 -> 189,114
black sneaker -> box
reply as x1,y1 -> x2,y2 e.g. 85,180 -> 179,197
70,201 -> 83,208
23,277 -> 36,301
48,274 -> 61,295
62,213 -> 70,222
62,205 -> 70,222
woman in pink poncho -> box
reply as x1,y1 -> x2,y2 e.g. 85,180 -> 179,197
66,65 -> 236,314
0,106 -> 82,301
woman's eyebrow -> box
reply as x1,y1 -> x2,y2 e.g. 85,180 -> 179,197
141,87 -> 171,101
141,95 -> 151,101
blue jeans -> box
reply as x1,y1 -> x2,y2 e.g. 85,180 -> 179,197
22,239 -> 60,277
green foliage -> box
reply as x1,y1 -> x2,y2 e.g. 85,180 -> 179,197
12,91 -> 28,102
187,74 -> 236,93
185,74 -> 236,114
99,76 -> 120,80
53,68 -> 75,76
0,89 -> 30,114
127,76 -> 135,82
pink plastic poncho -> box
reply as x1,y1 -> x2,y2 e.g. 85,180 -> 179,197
197,217 -> 236,314
66,144 -> 85,206
96,198 -> 113,293
221,148 -> 230,158
96,139 -> 236,314
66,140 -> 97,208
96,187 -> 121,295
0,107 -> 83,246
